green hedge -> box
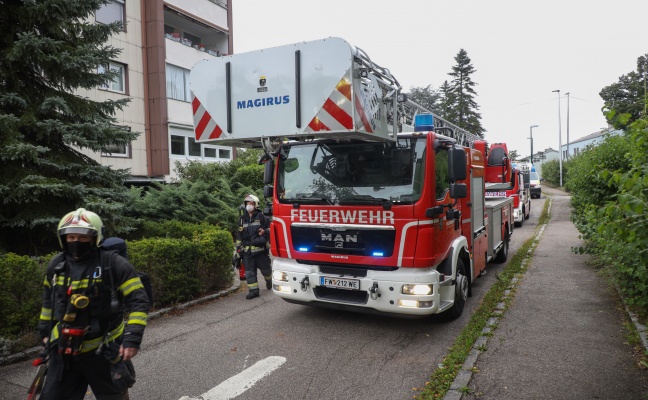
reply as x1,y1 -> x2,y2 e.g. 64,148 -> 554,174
1,223 -> 234,340
0,253 -> 50,337
128,229 -> 233,306
567,116 -> 648,316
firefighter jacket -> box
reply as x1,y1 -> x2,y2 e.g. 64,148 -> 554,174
236,210 -> 270,256
38,250 -> 149,353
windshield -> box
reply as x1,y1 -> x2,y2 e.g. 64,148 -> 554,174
277,138 -> 427,205
530,171 -> 539,181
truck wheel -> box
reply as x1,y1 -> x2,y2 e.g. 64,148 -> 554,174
525,204 -> 530,220
443,259 -> 468,320
495,230 -> 509,263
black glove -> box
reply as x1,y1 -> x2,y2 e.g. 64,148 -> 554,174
110,358 -> 136,391
102,341 -> 136,391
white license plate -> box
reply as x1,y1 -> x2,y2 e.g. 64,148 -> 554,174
486,191 -> 506,197
320,276 -> 360,290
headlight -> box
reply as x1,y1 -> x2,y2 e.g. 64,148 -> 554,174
402,284 -> 433,295
272,270 -> 288,282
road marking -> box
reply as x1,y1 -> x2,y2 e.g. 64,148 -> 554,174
179,356 -> 286,400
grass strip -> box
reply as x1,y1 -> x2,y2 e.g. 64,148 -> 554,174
415,197 -> 552,399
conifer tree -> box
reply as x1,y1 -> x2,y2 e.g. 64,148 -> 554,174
438,80 -> 457,120
0,0 -> 138,255
448,49 -> 484,136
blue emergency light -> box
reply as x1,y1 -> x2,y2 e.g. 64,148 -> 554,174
372,251 -> 385,257
414,114 -> 434,132
297,247 -> 309,252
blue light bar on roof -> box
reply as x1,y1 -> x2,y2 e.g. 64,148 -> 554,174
414,114 -> 434,132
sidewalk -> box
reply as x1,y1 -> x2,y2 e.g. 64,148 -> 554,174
462,188 -> 648,399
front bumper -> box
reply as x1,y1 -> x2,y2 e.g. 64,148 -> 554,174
271,258 -> 456,316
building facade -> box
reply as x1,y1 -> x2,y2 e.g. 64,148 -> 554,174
78,0 -> 233,184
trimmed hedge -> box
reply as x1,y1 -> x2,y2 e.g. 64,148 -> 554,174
1,222 -> 234,339
0,253 -> 50,337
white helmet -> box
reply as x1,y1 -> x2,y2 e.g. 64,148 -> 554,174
244,194 -> 260,207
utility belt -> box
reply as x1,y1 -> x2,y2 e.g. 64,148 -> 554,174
51,320 -> 125,356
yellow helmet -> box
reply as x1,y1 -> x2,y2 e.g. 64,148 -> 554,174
57,208 -> 104,248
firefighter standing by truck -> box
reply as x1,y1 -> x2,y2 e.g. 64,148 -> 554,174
37,208 -> 149,400
236,194 -> 272,299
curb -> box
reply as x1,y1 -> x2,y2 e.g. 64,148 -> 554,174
443,198 -> 551,400
0,279 -> 241,366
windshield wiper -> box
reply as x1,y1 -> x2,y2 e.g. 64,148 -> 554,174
291,196 -> 334,205
338,195 -> 392,209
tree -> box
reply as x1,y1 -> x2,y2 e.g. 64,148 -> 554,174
437,80 -> 456,120
0,0 -> 138,255
406,85 -> 440,112
448,49 -> 484,136
600,54 -> 648,129
508,150 -> 519,162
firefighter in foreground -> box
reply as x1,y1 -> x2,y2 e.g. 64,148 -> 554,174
236,194 -> 272,299
37,208 -> 149,399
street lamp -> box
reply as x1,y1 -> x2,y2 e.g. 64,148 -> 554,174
529,125 -> 539,164
552,89 -> 563,186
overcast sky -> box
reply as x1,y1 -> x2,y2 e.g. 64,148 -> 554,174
231,0 -> 646,158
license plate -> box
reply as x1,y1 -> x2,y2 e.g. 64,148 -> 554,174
320,276 -> 360,290
486,191 -> 506,197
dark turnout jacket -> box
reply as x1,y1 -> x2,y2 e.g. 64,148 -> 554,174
38,250 -> 149,352
236,210 -> 270,256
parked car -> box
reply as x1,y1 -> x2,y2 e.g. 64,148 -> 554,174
529,169 -> 542,199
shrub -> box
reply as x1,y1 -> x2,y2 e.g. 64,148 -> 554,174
570,115 -> 648,316
0,253 -> 50,337
128,238 -> 202,306
127,227 -> 234,307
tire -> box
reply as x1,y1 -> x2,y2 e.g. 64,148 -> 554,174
442,258 -> 469,321
495,229 -> 509,263
525,203 -> 530,220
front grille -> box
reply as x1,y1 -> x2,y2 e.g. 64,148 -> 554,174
320,266 -> 368,277
314,286 -> 368,304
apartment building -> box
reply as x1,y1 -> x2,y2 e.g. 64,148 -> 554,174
78,0 -> 233,184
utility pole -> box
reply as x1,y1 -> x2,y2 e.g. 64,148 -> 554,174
529,125 -> 539,164
552,89 -> 563,186
565,92 -> 570,159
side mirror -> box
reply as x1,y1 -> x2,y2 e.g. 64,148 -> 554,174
448,148 -> 467,181
263,185 -> 273,198
449,183 -> 467,199
263,158 -> 275,185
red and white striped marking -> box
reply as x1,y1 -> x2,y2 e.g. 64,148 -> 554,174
192,95 -> 223,141
305,70 -> 375,134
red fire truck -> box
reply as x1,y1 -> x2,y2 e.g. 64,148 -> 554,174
476,142 -> 531,227
190,38 -> 513,319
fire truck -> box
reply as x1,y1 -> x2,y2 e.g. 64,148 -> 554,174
190,37 -> 513,319
478,143 -> 531,227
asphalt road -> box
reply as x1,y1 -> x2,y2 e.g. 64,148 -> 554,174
0,199 -> 543,400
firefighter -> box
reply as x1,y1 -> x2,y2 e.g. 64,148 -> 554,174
38,208 -> 149,400
236,194 -> 272,299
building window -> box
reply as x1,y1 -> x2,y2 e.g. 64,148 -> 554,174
96,0 -> 125,27
103,142 -> 129,157
171,135 -> 185,156
170,127 -> 232,161
98,62 -> 126,93
166,64 -> 191,102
